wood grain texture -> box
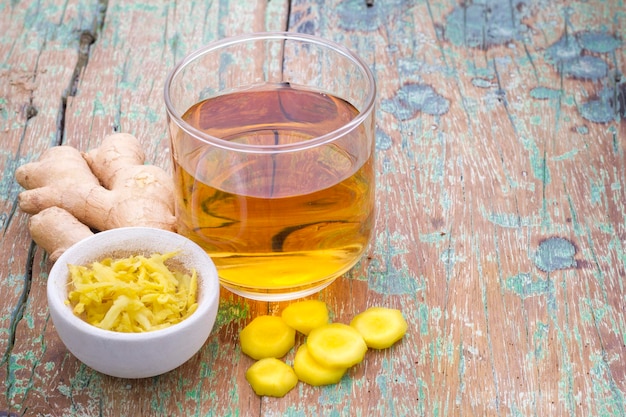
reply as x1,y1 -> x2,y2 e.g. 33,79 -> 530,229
1,0 -> 625,416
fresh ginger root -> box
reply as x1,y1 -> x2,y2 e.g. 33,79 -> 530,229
28,206 -> 94,262
15,133 -> 176,261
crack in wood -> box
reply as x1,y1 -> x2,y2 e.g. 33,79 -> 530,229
1,243 -> 36,407
57,0 -> 109,146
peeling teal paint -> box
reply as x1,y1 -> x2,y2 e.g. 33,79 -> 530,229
578,31 -> 622,54
590,179 -> 605,206
545,34 -> 582,63
397,57 -> 423,77
366,254 -> 425,295
376,128 -> 393,151
52,363 -> 104,416
0,97 -> 8,122
563,56 -> 608,79
589,352 -> 626,416
336,0 -> 407,32
214,299 -> 248,328
533,237 -> 577,273
318,379 -> 353,406
565,192 -> 584,236
367,263 -> 425,295
126,107 -> 160,123
3,274 -> 27,297
439,247 -> 457,275
419,232 -> 448,244
111,2 -> 159,13
381,83 -> 450,119
456,341 -> 466,403
607,237 -> 626,288
580,88 -> 618,123
484,209 -> 536,228
505,273 -> 553,298
532,322 -> 549,360
552,149 -> 579,161
416,302 -> 429,335
366,229 -> 427,295
444,0 -> 531,48
92,92 -> 107,117
168,33 -> 184,61
546,32 -> 612,80
530,86 -> 561,100
521,136 -> 551,184
471,78 -> 492,88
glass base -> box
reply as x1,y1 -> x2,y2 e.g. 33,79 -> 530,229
219,276 -> 338,302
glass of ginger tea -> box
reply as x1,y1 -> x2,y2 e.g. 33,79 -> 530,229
164,32 -> 376,301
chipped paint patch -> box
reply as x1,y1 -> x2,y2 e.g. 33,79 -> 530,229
579,87 -> 620,123
545,34 -> 583,64
336,0 -> 407,32
551,148 -> 579,161
531,322 -> 550,360
576,125 -> 589,135
381,83 -> 450,119
444,0 -> 530,48
419,232 -> 449,244
562,56 -> 608,80
367,257 -> 426,295
589,352 -> 626,415
521,136 -> 551,184
376,128 -> 393,150
505,273 -> 553,298
214,299 -> 249,328
471,78 -> 493,88
484,210 -> 537,228
577,31 -> 622,54
530,86 -> 561,100
545,31 -> 618,81
533,237 -> 577,273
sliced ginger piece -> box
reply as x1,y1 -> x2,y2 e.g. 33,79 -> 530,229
281,299 -> 329,335
245,358 -> 298,397
350,307 -> 408,349
306,323 -> 367,369
240,315 -> 296,360
293,344 -> 346,386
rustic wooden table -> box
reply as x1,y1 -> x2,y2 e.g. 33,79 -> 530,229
2,0 -> 625,415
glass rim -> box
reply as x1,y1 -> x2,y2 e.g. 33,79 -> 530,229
163,31 -> 377,154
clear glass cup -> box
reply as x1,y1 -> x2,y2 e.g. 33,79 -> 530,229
164,32 -> 376,301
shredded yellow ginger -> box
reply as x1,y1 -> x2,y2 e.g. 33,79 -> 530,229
66,251 -> 198,332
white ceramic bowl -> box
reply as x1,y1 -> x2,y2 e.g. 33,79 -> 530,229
47,227 -> 220,379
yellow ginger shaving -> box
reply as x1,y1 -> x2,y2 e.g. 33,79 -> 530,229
66,251 -> 198,332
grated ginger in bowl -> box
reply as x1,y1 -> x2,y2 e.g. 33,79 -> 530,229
66,251 -> 198,333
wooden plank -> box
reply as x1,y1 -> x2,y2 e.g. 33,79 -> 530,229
1,2 -> 88,414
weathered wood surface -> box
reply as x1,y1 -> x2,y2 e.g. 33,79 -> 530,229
1,0 -> 625,415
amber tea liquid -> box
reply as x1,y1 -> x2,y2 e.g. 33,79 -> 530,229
173,83 -> 374,299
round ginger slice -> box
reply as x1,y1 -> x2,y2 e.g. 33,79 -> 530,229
350,307 -> 408,349
293,344 -> 347,386
281,299 -> 329,335
306,323 -> 367,368
245,358 -> 298,397
240,315 -> 296,360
